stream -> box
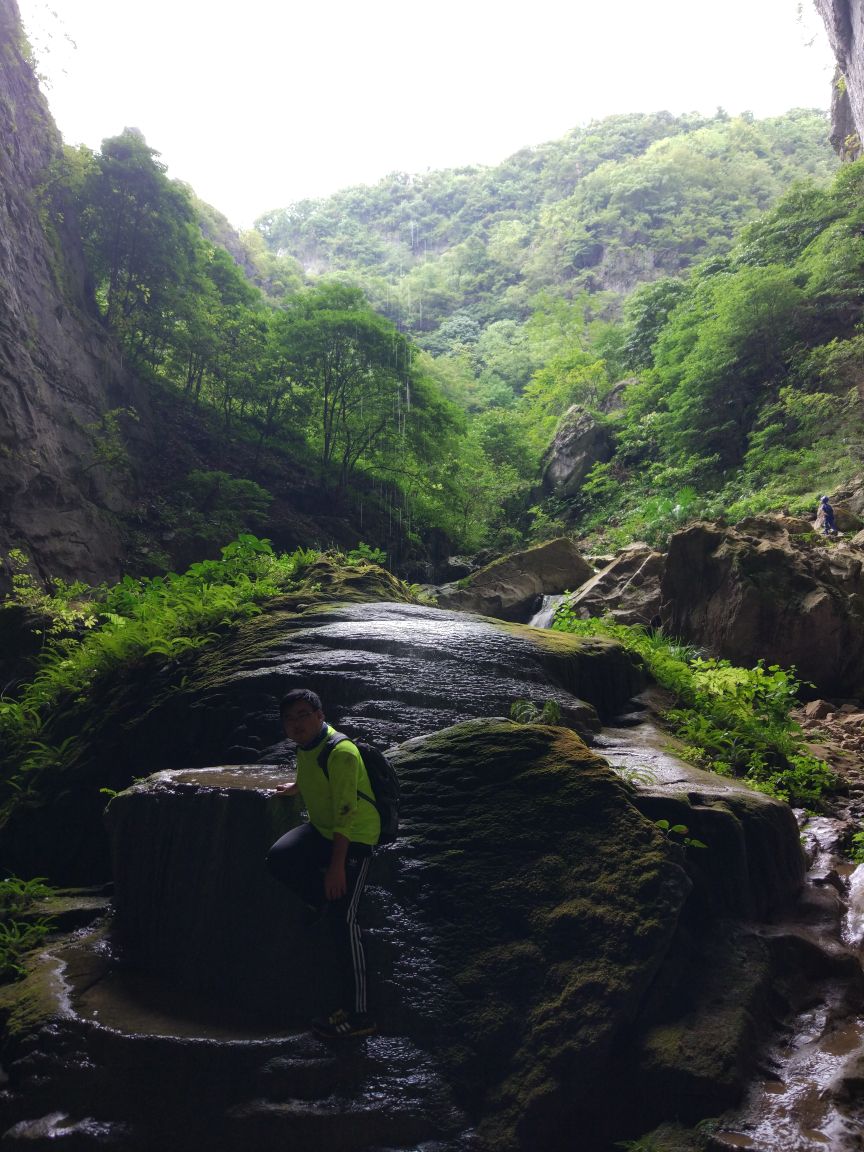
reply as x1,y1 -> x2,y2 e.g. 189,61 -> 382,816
595,722 -> 864,1147
705,812 -> 864,1151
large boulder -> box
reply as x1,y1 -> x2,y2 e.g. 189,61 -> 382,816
833,476 -> 864,519
541,405 -> 613,497
561,543 -> 664,627
0,596 -> 644,883
1,719 -> 807,1151
435,537 -> 594,621
661,519 -> 864,696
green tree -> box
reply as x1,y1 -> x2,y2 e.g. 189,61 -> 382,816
619,277 -> 690,371
78,130 -> 201,359
279,283 -> 418,487
651,265 -> 806,467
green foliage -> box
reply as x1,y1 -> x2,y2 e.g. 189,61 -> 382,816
653,819 -> 708,850
849,829 -> 864,864
82,407 -> 139,476
3,549 -> 99,635
274,282 -> 424,486
551,610 -> 836,808
345,542 -> 388,566
77,130 -> 205,354
540,157 -> 864,551
619,278 -> 690,372
0,876 -> 55,984
510,699 -> 562,724
246,110 -> 837,556
0,875 -> 53,915
0,536 -> 322,795
176,470 -> 273,544
40,107 -> 846,561
258,111 -> 833,334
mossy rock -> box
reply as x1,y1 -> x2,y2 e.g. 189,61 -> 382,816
385,718 -> 692,1149
1,597 -> 642,884
287,554 -> 420,605
630,924 -> 773,1120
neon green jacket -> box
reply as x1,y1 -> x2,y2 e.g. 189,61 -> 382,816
296,724 -> 380,846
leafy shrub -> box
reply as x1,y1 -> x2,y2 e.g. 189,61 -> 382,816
345,542 -> 388,566
0,875 -> 55,984
3,548 -> 98,635
510,698 -> 562,724
0,536 -> 322,797
551,608 -> 836,807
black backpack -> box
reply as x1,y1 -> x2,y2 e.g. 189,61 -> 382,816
317,731 -> 401,844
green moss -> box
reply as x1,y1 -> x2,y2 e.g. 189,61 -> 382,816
629,924 -> 773,1124
621,1123 -> 711,1151
390,719 -> 692,1149
0,947 -> 66,1039
294,554 -> 420,605
499,622 -> 646,715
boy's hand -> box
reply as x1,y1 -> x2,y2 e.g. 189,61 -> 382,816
275,781 -> 299,795
324,863 -> 347,900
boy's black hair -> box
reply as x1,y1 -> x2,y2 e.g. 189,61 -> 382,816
280,688 -> 323,718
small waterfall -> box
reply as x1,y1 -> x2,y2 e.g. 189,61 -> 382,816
528,593 -> 565,629
844,861 -> 864,948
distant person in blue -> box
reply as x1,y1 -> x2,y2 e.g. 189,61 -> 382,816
818,495 -> 838,535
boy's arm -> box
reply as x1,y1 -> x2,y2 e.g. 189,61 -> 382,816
324,834 -> 350,899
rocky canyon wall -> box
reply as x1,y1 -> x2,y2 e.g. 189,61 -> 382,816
0,0 -> 149,589
815,0 -> 864,154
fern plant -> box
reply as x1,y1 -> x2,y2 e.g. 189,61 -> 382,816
0,536 -> 323,785
551,608 -> 836,807
0,876 -> 55,984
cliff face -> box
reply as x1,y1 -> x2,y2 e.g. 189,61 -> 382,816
815,0 -> 864,154
0,0 -> 148,588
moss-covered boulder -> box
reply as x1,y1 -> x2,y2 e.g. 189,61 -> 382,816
1,719 -> 813,1151
1,600 -> 643,884
385,719 -> 691,1149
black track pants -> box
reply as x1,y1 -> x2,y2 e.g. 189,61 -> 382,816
267,822 -> 372,1014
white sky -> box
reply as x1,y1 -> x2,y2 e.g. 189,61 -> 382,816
16,0 -> 836,231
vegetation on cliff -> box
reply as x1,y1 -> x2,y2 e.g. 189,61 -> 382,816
28,106 -> 847,570
258,110 -> 834,332
571,160 -> 864,548
0,536 -> 423,831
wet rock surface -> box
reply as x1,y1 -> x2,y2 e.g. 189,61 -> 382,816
4,584 -> 864,1150
0,600 -> 644,883
434,537 -> 593,622
1,719 -> 813,1151
661,519 -> 864,698
611,709 -> 864,1152
596,720 -> 805,919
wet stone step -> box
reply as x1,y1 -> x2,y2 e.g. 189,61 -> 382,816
1,1112 -> 133,1149
225,1098 -> 433,1152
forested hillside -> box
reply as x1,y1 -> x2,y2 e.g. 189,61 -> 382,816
257,110 -> 834,332
12,102 -> 849,582
253,108 -> 859,554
